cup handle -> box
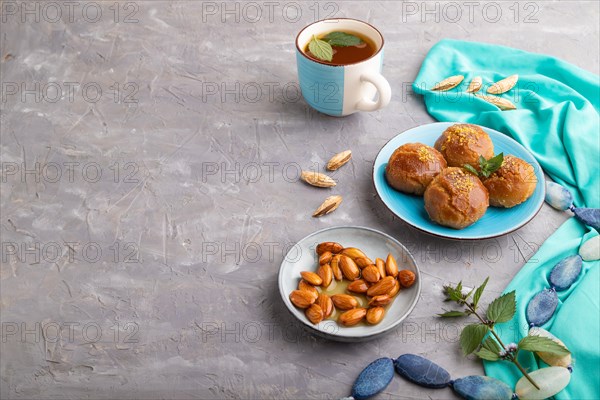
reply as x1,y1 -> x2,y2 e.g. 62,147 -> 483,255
355,72 -> 391,112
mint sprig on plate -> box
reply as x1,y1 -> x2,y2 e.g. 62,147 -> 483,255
464,153 -> 504,178
307,32 -> 364,62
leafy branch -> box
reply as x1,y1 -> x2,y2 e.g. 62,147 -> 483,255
438,278 -> 570,390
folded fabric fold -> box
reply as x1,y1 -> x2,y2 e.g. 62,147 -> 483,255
412,39 -> 600,399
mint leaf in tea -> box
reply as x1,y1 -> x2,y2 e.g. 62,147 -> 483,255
323,31 -> 363,47
305,31 -> 376,65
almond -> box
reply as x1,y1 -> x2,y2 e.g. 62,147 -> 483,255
347,279 -> 369,294
330,255 -> 343,281
366,307 -> 385,325
326,150 -> 352,171
305,304 -> 324,324
487,74 -> 518,94
368,294 -> 393,307
432,74 -> 464,91
316,294 -> 334,318
362,265 -> 381,283
367,276 -> 396,297
388,280 -> 401,297
375,258 -> 386,279
301,171 -> 336,188
298,280 -> 319,297
341,247 -> 368,260
290,290 -> 317,308
354,257 -> 375,269
466,76 -> 482,93
316,242 -> 343,255
331,294 -> 358,310
300,271 -> 323,286
339,308 -> 367,326
475,94 -> 517,111
399,269 -> 416,288
385,253 -> 399,278
312,195 -> 343,217
339,255 -> 360,280
317,264 -> 333,288
319,251 -> 333,265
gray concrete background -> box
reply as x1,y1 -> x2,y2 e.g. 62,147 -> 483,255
0,1 -> 597,399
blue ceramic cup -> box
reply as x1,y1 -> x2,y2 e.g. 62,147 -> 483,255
296,18 -> 391,117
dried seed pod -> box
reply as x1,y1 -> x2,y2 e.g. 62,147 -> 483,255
432,75 -> 464,91
366,307 -> 385,325
475,94 -> 517,110
487,74 -> 518,94
327,150 -> 352,171
466,76 -> 482,93
300,271 -> 323,286
362,265 -> 381,283
312,195 -> 343,217
339,255 -> 360,280
331,294 -> 359,310
301,171 -> 336,187
385,253 -> 399,278
347,279 -> 369,294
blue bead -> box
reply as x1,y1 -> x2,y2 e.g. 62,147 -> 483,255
452,376 -> 513,400
527,289 -> 558,326
394,354 -> 451,389
572,207 -> 600,232
351,358 -> 394,400
549,255 -> 583,291
545,182 -> 573,211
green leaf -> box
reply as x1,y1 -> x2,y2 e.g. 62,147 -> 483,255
486,291 -> 516,324
463,164 -> 479,176
518,335 -> 571,356
443,285 -> 463,303
438,310 -> 468,318
479,153 -> 504,178
473,277 -> 489,309
322,31 -> 363,47
308,35 -> 333,62
460,323 -> 489,355
482,337 -> 502,354
475,347 -> 500,361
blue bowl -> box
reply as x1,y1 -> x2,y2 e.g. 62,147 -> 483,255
373,122 -> 545,240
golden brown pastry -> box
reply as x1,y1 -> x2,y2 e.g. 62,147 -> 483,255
434,124 -> 494,169
385,143 -> 447,195
424,167 -> 489,229
483,155 -> 537,207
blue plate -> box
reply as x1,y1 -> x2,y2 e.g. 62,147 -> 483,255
373,122 -> 545,240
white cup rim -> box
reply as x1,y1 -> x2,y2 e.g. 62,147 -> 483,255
295,18 -> 385,67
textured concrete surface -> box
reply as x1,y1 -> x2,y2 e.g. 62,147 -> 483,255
0,1 -> 597,399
